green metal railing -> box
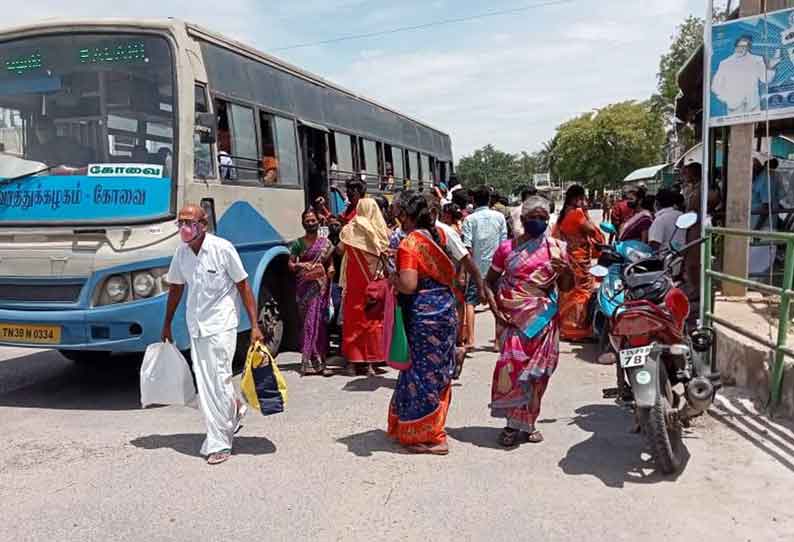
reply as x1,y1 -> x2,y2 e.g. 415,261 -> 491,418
703,227 -> 794,409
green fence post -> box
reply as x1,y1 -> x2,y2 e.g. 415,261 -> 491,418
702,231 -> 713,329
771,239 -> 794,408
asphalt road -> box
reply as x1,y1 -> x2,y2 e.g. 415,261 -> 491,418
1,311 -> 793,542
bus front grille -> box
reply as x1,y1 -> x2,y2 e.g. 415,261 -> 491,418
0,282 -> 84,303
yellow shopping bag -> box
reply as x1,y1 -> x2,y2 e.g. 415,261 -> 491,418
241,341 -> 288,415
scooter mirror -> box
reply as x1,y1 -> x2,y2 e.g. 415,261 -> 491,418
675,212 -> 698,230
589,265 -> 609,278
599,222 -> 617,235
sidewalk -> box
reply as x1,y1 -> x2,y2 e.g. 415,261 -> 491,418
713,294 -> 794,418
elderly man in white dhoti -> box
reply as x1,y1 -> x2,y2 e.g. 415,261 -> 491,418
712,35 -> 781,115
161,204 -> 264,465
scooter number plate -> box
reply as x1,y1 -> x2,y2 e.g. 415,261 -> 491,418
619,345 -> 653,368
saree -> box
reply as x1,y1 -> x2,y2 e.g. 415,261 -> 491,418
490,236 -> 563,432
340,199 -> 391,364
552,208 -> 603,341
388,229 -> 458,446
618,209 -> 653,241
292,237 -> 332,369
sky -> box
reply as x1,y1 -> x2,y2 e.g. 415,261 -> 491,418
2,0 -> 718,159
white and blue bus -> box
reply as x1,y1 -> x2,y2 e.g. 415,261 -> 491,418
0,19 -> 454,362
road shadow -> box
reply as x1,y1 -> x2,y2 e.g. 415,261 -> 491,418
446,426 -> 505,450
558,403 -> 689,488
342,376 -> 396,392
130,433 -> 276,458
710,392 -> 794,474
0,350 -> 143,411
336,429 -> 409,457
564,342 -> 601,364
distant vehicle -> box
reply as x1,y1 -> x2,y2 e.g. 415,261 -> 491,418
0,19 -> 454,362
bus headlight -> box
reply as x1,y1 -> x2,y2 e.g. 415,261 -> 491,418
105,275 -> 130,303
133,272 -> 156,298
95,267 -> 169,306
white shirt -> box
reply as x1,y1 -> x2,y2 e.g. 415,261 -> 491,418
712,52 -> 772,113
648,207 -> 686,249
509,205 -> 524,237
436,220 -> 467,262
166,234 -> 248,338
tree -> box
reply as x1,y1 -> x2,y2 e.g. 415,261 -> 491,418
456,144 -> 526,195
552,100 -> 664,192
656,16 -> 704,108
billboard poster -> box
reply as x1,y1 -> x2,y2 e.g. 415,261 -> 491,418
710,8 -> 794,126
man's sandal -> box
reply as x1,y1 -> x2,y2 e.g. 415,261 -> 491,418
526,430 -> 544,444
207,450 -> 231,465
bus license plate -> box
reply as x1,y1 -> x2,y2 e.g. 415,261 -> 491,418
619,345 -> 653,368
0,323 -> 61,345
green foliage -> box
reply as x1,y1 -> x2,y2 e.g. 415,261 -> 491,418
456,144 -> 541,195
656,15 -> 704,107
552,101 -> 665,191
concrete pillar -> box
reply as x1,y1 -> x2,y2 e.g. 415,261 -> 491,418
723,127 -> 753,296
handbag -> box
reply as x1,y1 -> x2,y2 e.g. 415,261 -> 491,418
381,285 -> 411,371
241,341 -> 288,416
363,253 -> 390,319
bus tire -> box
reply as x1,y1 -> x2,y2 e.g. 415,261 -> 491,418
257,285 -> 284,356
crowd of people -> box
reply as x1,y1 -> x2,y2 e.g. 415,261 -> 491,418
164,166 -> 717,463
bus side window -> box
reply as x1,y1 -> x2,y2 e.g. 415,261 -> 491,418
274,116 -> 299,186
260,112 -> 278,184
193,84 -> 214,179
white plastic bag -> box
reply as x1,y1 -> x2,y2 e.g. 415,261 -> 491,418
140,341 -> 197,408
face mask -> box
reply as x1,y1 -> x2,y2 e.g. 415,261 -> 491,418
627,200 -> 638,209
304,223 -> 319,234
179,222 -> 202,243
522,219 -> 548,238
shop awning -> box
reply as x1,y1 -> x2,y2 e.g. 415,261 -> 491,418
623,163 -> 670,184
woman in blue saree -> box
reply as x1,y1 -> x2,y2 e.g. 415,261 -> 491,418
389,194 -> 460,455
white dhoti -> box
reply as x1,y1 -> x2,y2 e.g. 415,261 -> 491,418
190,329 -> 238,456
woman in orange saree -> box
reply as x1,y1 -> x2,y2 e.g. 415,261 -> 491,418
552,185 -> 604,341
389,194 -> 460,455
339,198 -> 392,376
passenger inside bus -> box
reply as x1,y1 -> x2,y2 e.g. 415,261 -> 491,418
261,156 -> 278,185
27,117 -> 93,167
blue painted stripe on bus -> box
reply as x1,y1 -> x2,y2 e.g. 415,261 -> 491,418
0,293 -> 191,352
216,201 -> 285,246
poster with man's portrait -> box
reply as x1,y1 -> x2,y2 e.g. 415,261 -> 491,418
711,8 -> 794,126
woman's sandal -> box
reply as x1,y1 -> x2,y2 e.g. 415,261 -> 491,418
499,428 -> 520,448
207,450 -> 231,465
526,430 -> 544,444
406,442 -> 449,456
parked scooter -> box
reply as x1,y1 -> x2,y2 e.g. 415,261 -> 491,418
590,212 -> 721,474
588,222 -> 652,361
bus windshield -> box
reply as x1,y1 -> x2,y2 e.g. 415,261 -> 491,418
0,33 -> 176,224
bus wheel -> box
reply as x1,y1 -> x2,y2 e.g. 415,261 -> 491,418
257,287 -> 284,356
58,350 -> 111,365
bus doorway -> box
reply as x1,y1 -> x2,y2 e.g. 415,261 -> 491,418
299,125 -> 328,209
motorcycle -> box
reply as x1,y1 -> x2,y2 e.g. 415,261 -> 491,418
590,212 -> 721,474
588,222 -> 652,363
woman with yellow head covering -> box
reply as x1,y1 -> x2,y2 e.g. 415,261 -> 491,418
338,198 -> 391,376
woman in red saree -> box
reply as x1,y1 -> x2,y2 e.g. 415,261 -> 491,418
339,198 -> 391,376
552,185 -> 604,342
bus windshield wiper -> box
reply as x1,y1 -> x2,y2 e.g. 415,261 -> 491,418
0,166 -> 55,186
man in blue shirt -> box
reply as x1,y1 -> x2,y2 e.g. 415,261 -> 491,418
461,186 -> 508,349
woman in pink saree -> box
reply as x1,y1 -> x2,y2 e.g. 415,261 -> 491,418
485,197 -> 574,448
